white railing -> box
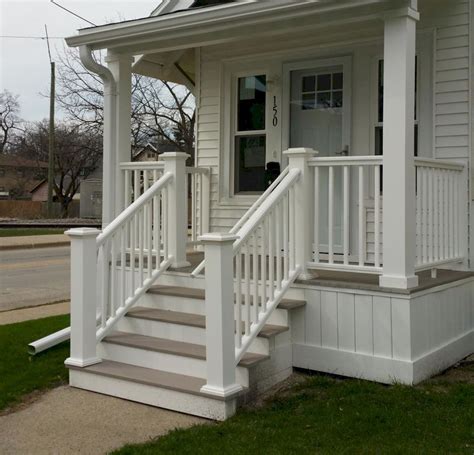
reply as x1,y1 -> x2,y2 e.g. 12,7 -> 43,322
121,161 -> 210,246
308,156 -> 384,274
95,172 -> 173,341
191,166 -> 290,277
232,168 -> 301,362
415,158 -> 466,270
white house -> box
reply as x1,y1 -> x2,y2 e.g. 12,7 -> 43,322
60,0 -> 474,420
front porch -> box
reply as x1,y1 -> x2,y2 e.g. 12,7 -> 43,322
61,0 -> 474,420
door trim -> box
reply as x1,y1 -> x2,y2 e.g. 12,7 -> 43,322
281,56 -> 352,165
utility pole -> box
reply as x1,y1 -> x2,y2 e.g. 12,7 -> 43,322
45,25 -> 55,217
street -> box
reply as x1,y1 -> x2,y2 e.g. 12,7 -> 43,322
0,246 -> 70,311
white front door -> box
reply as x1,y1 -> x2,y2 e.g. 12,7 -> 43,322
289,62 -> 351,253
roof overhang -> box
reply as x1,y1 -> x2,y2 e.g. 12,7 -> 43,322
65,0 -> 413,55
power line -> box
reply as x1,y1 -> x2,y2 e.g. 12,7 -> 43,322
50,0 -> 96,26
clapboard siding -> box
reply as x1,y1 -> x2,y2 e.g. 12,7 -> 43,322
434,0 -> 471,159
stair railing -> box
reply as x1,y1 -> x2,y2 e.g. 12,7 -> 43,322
199,149 -> 319,398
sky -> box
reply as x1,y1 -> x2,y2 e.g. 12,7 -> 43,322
0,0 -> 160,121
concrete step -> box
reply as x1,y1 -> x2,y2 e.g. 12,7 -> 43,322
68,360 -> 240,420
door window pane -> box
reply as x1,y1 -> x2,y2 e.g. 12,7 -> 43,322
234,135 -> 266,193
302,93 -> 315,110
302,76 -> 316,93
317,74 -> 331,91
237,75 -> 266,131
332,72 -> 343,90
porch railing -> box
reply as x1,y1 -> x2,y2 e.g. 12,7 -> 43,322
307,156 -> 384,274
120,161 -> 211,246
415,158 -> 467,271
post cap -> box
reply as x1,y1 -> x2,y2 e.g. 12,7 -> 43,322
160,152 -> 190,161
283,148 -> 318,158
65,227 -> 101,238
199,233 -> 238,244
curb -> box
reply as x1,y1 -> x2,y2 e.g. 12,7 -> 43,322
0,239 -> 71,251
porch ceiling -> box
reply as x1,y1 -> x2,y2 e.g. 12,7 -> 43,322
65,0 -> 414,56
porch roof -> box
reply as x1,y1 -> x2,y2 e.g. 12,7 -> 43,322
65,0 -> 414,55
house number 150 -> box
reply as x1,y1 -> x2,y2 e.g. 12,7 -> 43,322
272,96 -> 278,127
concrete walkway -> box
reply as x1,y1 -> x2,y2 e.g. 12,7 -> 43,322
0,386 -> 205,455
0,234 -> 70,250
0,301 -> 70,325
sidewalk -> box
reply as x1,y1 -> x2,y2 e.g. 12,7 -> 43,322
0,234 -> 70,251
0,301 -> 70,325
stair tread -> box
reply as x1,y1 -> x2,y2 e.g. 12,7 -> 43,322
103,331 -> 269,367
68,360 -> 242,401
127,307 -> 289,339
148,285 -> 306,310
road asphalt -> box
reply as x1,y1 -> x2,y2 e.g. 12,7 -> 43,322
0,246 -> 70,312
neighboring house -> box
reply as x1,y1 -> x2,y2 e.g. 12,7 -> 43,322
59,0 -> 474,420
0,155 -> 48,200
30,177 -> 81,203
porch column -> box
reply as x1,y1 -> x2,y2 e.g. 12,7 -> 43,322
283,148 -> 317,280
379,6 -> 420,289
106,51 -> 133,218
161,152 -> 191,268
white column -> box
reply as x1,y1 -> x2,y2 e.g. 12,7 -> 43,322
106,51 -> 133,217
65,228 -> 101,368
283,148 -> 317,280
161,152 -> 191,268
379,7 -> 420,289
199,233 -> 243,398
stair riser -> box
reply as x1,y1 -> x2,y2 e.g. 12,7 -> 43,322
70,369 -> 236,421
116,317 -> 270,356
138,293 -> 289,326
98,342 -> 250,387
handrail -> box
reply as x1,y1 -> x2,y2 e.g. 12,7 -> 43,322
191,165 -> 291,277
97,172 -> 173,247
308,155 -> 383,166
233,168 -> 300,252
414,158 -> 464,172
120,161 -> 164,170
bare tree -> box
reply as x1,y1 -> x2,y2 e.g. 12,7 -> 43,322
0,90 -> 22,154
13,120 -> 102,216
55,48 -> 195,159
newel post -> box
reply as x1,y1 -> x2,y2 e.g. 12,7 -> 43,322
65,228 -> 101,368
284,148 -> 317,280
199,233 -> 243,398
379,6 -> 419,289
161,152 -> 191,268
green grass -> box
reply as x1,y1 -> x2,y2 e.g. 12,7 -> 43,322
0,228 -> 65,237
0,314 -> 70,412
115,373 -> 474,454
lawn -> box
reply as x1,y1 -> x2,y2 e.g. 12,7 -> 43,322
0,314 -> 70,412
115,366 -> 474,454
0,228 -> 65,237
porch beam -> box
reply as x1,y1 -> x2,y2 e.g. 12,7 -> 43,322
379,7 -> 419,289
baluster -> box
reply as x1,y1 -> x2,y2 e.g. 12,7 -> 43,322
449,171 -> 455,258
276,203 -> 282,290
120,225 -> 126,307
454,171 -> 460,257
235,251 -> 242,348
444,171 -> 449,260
133,169 -> 140,203
244,243 -> 251,336
289,187 -> 296,272
153,193 -> 160,269
147,200 -> 153,277
416,166 -> 421,265
252,231 -> 259,323
428,169 -> 434,263
138,208 -> 144,285
358,166 -> 365,266
268,211 -> 275,302
374,165 -> 380,268
435,169 -> 441,261
110,235 -> 116,316
124,169 -> 130,208
260,222 -> 267,312
163,187 -> 169,260
143,170 -> 150,255
185,172 -> 189,243
343,165 -> 350,265
313,166 -> 320,263
283,194 -> 289,280
130,213 -> 136,293
191,173 -> 197,242
101,245 -> 109,328
422,167 -> 428,264
328,166 -> 334,264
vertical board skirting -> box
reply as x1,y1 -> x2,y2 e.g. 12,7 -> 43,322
321,291 -> 338,349
337,293 -> 355,352
354,294 -> 374,355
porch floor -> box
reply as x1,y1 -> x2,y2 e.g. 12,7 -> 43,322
175,251 -> 474,295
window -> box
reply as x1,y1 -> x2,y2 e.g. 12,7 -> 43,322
301,72 -> 343,110
234,75 -> 267,194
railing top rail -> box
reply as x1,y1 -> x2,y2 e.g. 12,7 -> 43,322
233,168 -> 300,253
308,155 -> 383,167
97,172 -> 173,247
120,161 -> 165,170
414,158 -> 464,172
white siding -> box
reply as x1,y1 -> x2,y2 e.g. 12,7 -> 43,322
433,0 -> 471,159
